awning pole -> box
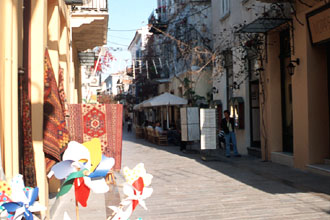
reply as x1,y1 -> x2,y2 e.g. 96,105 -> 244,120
167,105 -> 169,129
161,106 -> 164,128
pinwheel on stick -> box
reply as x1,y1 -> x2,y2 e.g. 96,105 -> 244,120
108,163 -> 153,220
48,138 -> 115,220
1,175 -> 46,220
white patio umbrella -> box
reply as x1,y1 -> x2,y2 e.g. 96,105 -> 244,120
143,93 -> 188,129
143,92 -> 188,107
133,99 -> 151,111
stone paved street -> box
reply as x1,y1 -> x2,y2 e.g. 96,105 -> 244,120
112,131 -> 330,220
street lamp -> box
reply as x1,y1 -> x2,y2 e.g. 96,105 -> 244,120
287,58 -> 300,76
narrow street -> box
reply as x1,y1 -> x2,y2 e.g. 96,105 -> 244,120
115,130 -> 330,220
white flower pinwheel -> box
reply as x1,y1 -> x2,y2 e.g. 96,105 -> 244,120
108,163 -> 153,220
121,182 -> 153,211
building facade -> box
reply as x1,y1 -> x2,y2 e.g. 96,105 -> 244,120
259,0 -> 330,172
149,0 -> 213,103
72,0 -> 109,103
0,0 -> 76,217
0,0 -> 109,218
212,0 -> 330,174
212,0 -> 285,156
131,0 -> 213,127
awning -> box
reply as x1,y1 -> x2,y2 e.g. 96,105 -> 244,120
143,93 -> 188,129
238,18 -> 291,33
134,92 -> 187,111
133,99 -> 150,111
143,92 -> 188,107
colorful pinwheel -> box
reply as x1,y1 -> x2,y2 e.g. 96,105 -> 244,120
0,180 -> 12,218
108,163 -> 153,220
1,175 -> 46,220
48,138 -> 115,207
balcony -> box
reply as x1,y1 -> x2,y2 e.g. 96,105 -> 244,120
148,10 -> 168,34
71,0 -> 108,51
73,0 -> 107,11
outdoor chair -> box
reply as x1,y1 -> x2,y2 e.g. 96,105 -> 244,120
135,126 -> 144,139
155,130 -> 168,146
151,129 -> 158,144
144,127 -> 148,140
147,127 -> 155,143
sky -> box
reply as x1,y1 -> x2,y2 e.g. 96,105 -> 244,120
106,0 -> 157,74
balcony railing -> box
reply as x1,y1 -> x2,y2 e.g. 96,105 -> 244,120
73,0 -> 108,12
148,10 -> 168,34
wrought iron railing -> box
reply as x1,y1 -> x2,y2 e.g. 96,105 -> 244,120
148,10 -> 168,34
148,9 -> 168,26
74,0 -> 108,11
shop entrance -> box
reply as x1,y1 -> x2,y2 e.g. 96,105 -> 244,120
280,29 -> 293,153
248,58 -> 261,149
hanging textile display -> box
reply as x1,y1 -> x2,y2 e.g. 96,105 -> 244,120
43,49 -> 70,172
67,104 -> 123,171
58,66 -> 68,117
18,65 -> 37,187
21,91 -> 37,187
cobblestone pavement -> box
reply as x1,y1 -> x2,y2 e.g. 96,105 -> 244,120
113,131 -> 330,220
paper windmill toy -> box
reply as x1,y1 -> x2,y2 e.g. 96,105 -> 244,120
0,180 -> 12,217
108,163 -> 153,220
48,138 -> 115,209
0,175 -> 46,220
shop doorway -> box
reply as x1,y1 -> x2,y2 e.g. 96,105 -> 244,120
280,29 -> 293,153
250,80 -> 260,148
248,58 -> 261,149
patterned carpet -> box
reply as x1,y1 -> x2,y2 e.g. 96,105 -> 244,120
43,50 -> 70,172
67,104 -> 123,171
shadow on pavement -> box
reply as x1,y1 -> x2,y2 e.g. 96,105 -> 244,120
123,131 -> 330,197
105,184 -> 122,219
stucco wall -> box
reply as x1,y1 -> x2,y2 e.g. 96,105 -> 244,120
192,69 -> 213,100
262,31 -> 283,160
0,0 -> 20,180
211,0 -> 271,154
261,2 -> 330,168
0,2 -> 5,168
294,2 -> 330,167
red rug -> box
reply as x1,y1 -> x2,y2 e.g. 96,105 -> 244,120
43,50 -> 70,172
67,104 -> 123,171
